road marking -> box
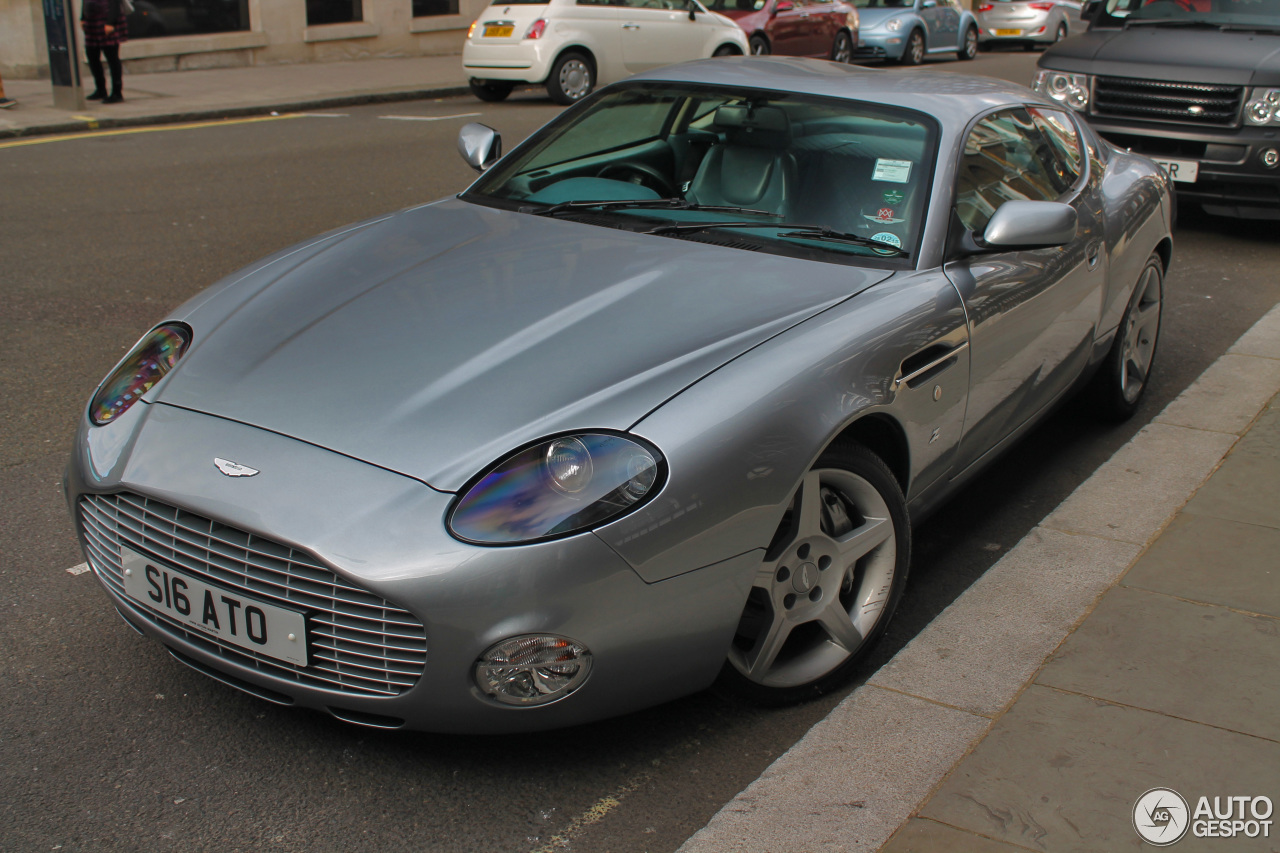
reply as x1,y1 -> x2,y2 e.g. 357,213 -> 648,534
378,112 -> 482,122
528,772 -> 652,853
71,114 -> 100,129
0,113 -> 304,149
67,563 -> 90,576
297,113 -> 349,118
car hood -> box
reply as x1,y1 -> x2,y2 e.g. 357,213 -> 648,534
157,198 -> 893,492
858,7 -> 911,26
1042,26 -> 1280,85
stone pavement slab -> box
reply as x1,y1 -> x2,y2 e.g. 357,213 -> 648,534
880,818 -> 1030,853
1183,398 -> 1280,530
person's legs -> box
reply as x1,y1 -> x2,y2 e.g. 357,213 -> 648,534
86,46 -> 107,100
103,45 -> 123,103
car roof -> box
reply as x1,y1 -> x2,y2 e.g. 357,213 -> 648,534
628,57 -> 1042,120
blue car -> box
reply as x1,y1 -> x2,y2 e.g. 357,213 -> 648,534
854,0 -> 978,63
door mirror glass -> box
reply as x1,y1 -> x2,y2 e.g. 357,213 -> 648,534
921,0 -> 937,8
458,123 -> 502,172
775,0 -> 794,12
982,200 -> 1078,249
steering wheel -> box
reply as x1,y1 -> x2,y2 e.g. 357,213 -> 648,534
596,162 -> 676,197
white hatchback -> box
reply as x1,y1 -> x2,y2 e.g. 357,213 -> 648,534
463,0 -> 750,104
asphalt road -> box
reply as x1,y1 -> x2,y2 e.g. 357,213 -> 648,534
2,51 -> 1278,853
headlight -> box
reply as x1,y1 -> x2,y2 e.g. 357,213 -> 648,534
89,323 -> 191,425
448,432 -> 664,544
474,635 -> 592,706
1245,88 -> 1280,125
885,16 -> 904,30
1033,70 -> 1090,112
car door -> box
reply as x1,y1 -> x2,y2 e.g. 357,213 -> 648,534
919,0 -> 959,47
619,0 -> 715,71
944,106 -> 1105,473
561,0 -> 628,82
765,0 -> 811,53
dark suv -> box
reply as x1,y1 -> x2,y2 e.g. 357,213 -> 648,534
1034,0 -> 1280,218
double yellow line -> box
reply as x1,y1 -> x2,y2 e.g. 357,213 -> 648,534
0,112 -> 303,150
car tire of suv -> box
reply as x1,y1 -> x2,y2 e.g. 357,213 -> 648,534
898,29 -> 925,65
957,25 -> 977,60
750,34 -> 771,55
1088,253 -> 1164,421
469,79 -> 515,103
546,51 -> 594,105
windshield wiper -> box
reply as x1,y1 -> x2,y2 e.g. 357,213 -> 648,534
647,220 -> 908,257
524,197 -> 773,217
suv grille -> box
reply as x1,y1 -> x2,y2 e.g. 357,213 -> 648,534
79,493 -> 427,697
1093,76 -> 1243,127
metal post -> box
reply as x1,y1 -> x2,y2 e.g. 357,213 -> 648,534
43,0 -> 86,111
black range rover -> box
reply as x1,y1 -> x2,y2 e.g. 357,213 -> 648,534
1034,0 -> 1280,218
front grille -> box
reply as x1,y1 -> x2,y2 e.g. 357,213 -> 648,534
1093,76 -> 1243,127
79,493 -> 427,697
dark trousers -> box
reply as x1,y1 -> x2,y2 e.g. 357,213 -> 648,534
86,45 -> 122,96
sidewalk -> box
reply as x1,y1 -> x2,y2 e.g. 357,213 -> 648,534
680,306 -> 1280,853
0,53 -> 471,139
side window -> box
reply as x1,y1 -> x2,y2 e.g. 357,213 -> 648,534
1029,106 -> 1084,188
955,108 -> 1067,235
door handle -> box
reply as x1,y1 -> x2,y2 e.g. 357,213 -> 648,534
895,340 -> 968,389
1087,244 -> 1101,270
623,22 -> 641,28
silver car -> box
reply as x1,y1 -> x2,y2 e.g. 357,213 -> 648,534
68,59 -> 1172,733
976,0 -> 1081,49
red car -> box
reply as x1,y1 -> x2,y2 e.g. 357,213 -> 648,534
703,0 -> 859,62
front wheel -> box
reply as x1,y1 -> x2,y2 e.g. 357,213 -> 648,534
1088,253 -> 1163,421
719,444 -> 911,705
831,30 -> 854,63
545,52 -> 594,105
898,29 -> 925,65
749,34 -> 770,55
469,78 -> 514,102
957,25 -> 977,60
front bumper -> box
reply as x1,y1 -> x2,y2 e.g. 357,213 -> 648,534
853,33 -> 904,60
1087,117 -> 1280,217
66,402 -> 752,733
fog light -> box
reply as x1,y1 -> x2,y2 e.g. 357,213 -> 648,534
1263,148 -> 1280,168
475,635 -> 592,706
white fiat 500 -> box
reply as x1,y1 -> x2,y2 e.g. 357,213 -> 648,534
463,0 -> 750,104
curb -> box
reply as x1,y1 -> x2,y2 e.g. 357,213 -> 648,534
677,302 -> 1280,853
0,85 -> 473,140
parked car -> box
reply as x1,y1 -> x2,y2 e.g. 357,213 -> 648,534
975,0 -> 1081,50
462,0 -> 749,104
69,58 -> 1173,734
701,0 -> 859,62
1036,0 -> 1280,219
853,0 -> 978,63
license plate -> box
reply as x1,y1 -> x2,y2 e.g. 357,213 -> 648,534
483,25 -> 514,37
1152,158 -> 1199,183
121,547 -> 308,666
994,28 -> 1021,35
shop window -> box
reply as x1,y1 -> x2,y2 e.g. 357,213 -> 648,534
307,0 -> 364,25
413,0 -> 461,15
127,0 -> 250,38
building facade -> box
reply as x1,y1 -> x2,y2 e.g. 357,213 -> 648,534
0,0 -> 485,78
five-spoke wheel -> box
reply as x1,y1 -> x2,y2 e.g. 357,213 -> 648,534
1089,253 -> 1164,420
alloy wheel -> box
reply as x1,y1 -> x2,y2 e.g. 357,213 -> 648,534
1120,263 -> 1162,404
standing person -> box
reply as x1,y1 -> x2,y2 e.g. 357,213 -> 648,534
82,0 -> 128,104
0,70 -> 16,109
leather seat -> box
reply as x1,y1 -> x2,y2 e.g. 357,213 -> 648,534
686,105 -> 797,217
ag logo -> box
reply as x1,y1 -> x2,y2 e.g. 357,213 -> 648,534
1134,788 -> 1190,846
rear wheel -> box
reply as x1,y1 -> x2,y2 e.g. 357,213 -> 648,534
831,30 -> 854,63
1088,253 -> 1163,421
898,29 -> 925,65
749,34 -> 771,55
719,444 -> 911,705
469,78 -> 514,103
545,52 -> 594,105
957,25 -> 977,60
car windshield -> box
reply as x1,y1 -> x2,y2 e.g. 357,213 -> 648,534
464,83 -> 938,265
1100,0 -> 1280,28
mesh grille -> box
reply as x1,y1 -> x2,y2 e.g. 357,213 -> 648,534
1093,76 -> 1243,127
79,493 -> 427,697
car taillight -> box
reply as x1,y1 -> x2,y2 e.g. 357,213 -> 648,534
524,18 -> 547,39
467,19 -> 478,38
1029,3 -> 1054,9
977,4 -> 993,11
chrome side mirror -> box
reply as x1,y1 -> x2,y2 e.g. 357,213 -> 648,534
458,122 -> 502,172
983,200 -> 1078,248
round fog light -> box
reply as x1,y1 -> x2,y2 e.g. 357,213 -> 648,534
475,635 -> 592,706
1263,148 -> 1280,168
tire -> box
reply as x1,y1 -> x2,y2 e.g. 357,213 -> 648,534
718,443 -> 911,705
1088,253 -> 1163,421
831,29 -> 854,63
713,44 -> 741,56
957,25 -> 977,60
545,51 -> 594,105
468,78 -> 514,103
898,29 -> 925,65
1052,22 -> 1068,43
749,34 -> 771,55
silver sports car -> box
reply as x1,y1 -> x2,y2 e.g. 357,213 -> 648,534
68,58 -> 1172,733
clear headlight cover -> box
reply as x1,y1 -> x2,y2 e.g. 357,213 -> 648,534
1033,70 -> 1090,112
89,323 -> 192,425
1245,88 -> 1280,125
474,635 -> 592,706
885,16 -> 904,30
448,432 -> 664,544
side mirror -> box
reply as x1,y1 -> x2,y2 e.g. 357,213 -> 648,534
688,1 -> 698,19
921,0 -> 937,8
981,200 -> 1078,249
458,122 -> 502,172
1081,0 -> 1101,18
774,0 -> 794,12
